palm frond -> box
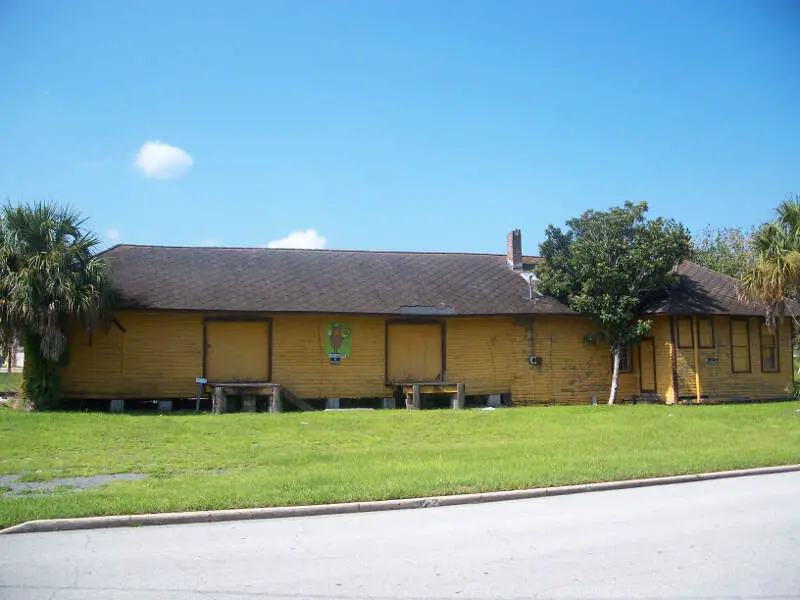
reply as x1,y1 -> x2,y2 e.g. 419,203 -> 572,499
738,198 -> 800,331
0,202 -> 110,361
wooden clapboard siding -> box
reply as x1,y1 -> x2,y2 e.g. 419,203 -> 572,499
652,318 -> 677,404
508,316 -> 674,405
673,316 -> 793,401
61,310 -> 792,404
62,311 -> 204,398
445,318 -> 519,395
546,316 -> 612,405
62,323 -> 124,397
271,315 -> 387,399
508,316 -> 611,405
120,312 -> 204,397
448,316 -> 639,405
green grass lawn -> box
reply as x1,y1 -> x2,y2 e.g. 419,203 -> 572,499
0,372 -> 21,394
1,403 -> 799,528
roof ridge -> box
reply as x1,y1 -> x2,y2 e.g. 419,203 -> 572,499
681,259 -> 740,283
95,243 -> 122,257
105,243 -> 543,259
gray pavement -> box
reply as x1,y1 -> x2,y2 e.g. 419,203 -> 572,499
1,472 -> 798,599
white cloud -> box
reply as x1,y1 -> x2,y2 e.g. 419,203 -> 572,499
201,237 -> 220,246
267,229 -> 327,249
134,141 -> 193,180
105,228 -> 121,244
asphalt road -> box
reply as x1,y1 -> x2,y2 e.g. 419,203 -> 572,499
1,472 -> 798,599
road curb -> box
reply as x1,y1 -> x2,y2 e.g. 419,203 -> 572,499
3,464 -> 799,535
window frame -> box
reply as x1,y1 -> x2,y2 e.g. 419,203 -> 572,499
697,317 -> 715,349
617,346 -> 633,373
730,317 -> 751,374
759,322 -> 780,373
676,317 -> 694,348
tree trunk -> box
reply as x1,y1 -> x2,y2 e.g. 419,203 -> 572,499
608,348 -> 620,405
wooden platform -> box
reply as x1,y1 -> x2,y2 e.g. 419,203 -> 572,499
206,382 -> 282,413
395,381 -> 465,410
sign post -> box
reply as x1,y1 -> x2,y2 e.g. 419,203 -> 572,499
195,377 -> 207,411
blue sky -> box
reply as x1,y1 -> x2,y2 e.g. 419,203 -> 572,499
1,0 -> 798,254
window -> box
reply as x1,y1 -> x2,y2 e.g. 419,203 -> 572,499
730,318 -> 751,373
697,317 -> 715,348
617,346 -> 633,373
677,317 -> 693,348
760,323 -> 779,372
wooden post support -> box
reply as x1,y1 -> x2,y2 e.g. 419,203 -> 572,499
411,384 -> 421,410
692,315 -> 702,404
213,386 -> 226,415
270,386 -> 283,414
456,383 -> 465,409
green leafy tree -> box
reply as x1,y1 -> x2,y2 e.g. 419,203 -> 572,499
536,201 -> 692,404
693,226 -> 756,278
739,196 -> 800,330
0,203 -> 110,409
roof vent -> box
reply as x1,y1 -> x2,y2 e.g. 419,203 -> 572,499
398,304 -> 456,316
519,271 -> 540,300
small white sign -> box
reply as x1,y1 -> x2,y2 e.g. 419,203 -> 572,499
195,377 -> 208,384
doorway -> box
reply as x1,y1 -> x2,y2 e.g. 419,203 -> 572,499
205,319 -> 271,382
639,338 -> 656,392
386,322 -> 444,382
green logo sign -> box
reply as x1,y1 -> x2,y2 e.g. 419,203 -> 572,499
326,323 -> 351,359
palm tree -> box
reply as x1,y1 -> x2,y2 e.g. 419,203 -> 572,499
0,224 -> 17,372
739,196 -> 800,330
0,202 -> 110,408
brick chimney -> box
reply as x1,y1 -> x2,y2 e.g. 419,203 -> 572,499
507,229 -> 522,270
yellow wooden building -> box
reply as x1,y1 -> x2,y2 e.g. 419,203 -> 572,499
61,232 -> 794,409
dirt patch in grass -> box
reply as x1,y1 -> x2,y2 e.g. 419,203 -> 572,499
0,473 -> 147,496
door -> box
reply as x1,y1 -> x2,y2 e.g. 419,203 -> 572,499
386,322 -> 443,382
639,338 -> 656,392
205,320 -> 270,382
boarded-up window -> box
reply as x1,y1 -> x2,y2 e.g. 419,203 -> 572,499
760,323 -> 779,372
730,318 -> 750,373
677,317 -> 693,348
697,317 -> 714,348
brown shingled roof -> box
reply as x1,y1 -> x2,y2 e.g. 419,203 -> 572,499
641,260 -> 794,316
102,245 -> 571,316
102,247 -> 786,319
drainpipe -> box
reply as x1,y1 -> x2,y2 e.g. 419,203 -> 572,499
692,315 -> 701,403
